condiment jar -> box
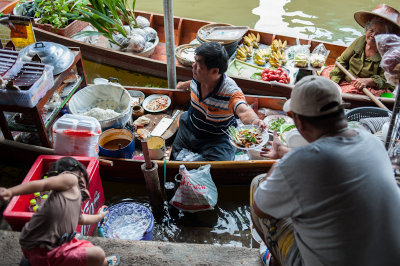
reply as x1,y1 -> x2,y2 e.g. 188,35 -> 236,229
132,105 -> 144,120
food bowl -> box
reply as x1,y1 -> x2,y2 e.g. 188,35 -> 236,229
68,83 -> 132,130
227,125 -> 270,150
142,94 -> 171,113
128,90 -> 145,106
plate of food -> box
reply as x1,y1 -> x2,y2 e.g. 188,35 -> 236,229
142,94 -> 171,113
226,125 -> 270,150
264,115 -> 294,133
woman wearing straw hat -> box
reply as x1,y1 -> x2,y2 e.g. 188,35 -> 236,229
322,4 -> 399,96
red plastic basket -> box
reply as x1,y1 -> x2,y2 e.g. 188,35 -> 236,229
3,155 -> 104,236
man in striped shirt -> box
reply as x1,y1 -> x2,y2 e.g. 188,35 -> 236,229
171,42 -> 266,161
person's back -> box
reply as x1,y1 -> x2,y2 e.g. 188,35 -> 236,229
275,129 -> 400,265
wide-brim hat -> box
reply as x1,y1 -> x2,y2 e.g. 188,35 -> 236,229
354,4 -> 400,36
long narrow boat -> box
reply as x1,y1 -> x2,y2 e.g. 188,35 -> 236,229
0,86 -> 280,185
0,0 -> 395,109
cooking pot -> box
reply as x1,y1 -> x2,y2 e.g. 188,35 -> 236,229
18,42 -> 75,75
147,136 -> 165,160
98,128 -> 135,159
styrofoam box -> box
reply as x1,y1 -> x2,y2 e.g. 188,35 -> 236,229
0,62 -> 54,108
53,114 -> 102,157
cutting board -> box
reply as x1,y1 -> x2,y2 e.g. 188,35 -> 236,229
142,111 -> 181,141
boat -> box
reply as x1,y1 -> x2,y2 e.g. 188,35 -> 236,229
0,86 -> 281,185
0,0 -> 395,109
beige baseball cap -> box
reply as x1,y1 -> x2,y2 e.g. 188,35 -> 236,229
283,76 -> 343,117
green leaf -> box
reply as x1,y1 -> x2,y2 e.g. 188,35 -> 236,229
250,72 -> 261,80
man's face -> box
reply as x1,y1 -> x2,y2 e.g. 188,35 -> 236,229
192,55 -> 215,83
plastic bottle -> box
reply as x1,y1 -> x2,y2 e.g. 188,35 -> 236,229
40,194 -> 49,206
28,199 -> 38,212
33,192 -> 42,206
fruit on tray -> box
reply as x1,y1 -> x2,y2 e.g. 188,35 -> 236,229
269,39 -> 287,67
235,45 -> 253,61
253,49 -> 269,66
243,32 -> 260,48
261,67 -> 290,84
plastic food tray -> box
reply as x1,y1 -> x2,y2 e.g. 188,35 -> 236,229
0,62 -> 54,107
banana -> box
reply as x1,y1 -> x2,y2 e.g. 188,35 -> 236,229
256,33 -> 260,43
237,49 -> 246,58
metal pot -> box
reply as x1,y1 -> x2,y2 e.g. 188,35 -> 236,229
18,42 -> 75,75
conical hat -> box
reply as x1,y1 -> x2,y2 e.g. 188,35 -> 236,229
354,4 -> 400,36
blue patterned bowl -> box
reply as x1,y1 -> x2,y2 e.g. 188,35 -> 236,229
103,202 -> 154,240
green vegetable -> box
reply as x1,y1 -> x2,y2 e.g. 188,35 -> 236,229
269,118 -> 285,131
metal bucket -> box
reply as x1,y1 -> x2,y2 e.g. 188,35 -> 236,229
98,128 -> 135,159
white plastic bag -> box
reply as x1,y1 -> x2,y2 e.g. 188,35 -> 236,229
170,164 -> 218,212
375,34 -> 400,86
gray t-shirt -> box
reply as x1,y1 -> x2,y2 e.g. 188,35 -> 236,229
255,129 -> 400,266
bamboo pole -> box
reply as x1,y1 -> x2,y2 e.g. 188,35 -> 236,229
334,61 -> 389,110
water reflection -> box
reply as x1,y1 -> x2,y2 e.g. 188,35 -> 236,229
102,182 -> 254,247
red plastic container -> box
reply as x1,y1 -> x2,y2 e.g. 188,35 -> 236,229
3,155 -> 105,236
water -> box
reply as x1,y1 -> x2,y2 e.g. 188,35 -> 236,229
102,182 -> 255,247
85,0 -> 399,86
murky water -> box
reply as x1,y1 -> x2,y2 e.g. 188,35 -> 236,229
102,182 -> 255,247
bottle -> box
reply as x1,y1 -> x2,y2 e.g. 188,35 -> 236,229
33,192 -> 42,206
28,199 -> 38,212
40,194 -> 49,206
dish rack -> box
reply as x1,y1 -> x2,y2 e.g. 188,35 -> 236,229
0,49 -> 19,75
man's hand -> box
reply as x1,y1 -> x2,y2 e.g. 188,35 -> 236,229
260,130 -> 290,159
253,118 -> 267,131
352,78 -> 375,90
176,80 -> 191,91
0,188 -> 12,201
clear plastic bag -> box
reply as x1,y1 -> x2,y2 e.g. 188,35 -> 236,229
170,164 -> 218,212
310,43 -> 330,68
175,148 -> 204,161
375,34 -> 400,86
293,46 -> 310,68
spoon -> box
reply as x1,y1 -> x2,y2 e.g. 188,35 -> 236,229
115,90 -> 125,113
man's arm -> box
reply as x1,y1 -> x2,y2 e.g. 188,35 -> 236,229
235,103 -> 266,129
176,80 -> 191,91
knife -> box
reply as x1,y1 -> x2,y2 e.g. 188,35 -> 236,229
151,110 -> 181,137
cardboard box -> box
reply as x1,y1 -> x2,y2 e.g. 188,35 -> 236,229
3,155 -> 105,236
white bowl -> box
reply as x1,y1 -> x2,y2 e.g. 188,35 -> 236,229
142,94 -> 171,113
285,129 -> 308,148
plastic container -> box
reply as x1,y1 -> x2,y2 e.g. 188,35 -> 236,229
53,114 -> 102,157
103,201 -> 154,241
3,155 -> 105,236
0,62 -> 54,107
98,128 -> 135,159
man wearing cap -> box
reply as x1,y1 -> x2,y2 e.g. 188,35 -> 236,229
251,76 -> 400,265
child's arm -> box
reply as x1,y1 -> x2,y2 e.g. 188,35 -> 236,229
0,173 -> 78,201
79,205 -> 108,225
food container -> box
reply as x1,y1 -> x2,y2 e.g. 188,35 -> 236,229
68,83 -> 132,130
98,128 -> 135,159
53,114 -> 102,157
294,53 -> 309,68
0,63 -> 54,108
2,155 -> 105,236
147,136 -> 165,160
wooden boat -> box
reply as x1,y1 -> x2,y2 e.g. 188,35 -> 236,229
0,1 -> 395,109
0,86 -> 281,185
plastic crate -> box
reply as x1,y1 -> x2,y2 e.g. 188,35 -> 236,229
346,107 -> 392,122
0,62 -> 54,108
2,155 -> 104,236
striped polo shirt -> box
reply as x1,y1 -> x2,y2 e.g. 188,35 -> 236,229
188,74 -> 247,137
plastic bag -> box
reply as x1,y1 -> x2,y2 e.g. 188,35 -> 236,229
375,34 -> 400,86
310,43 -> 330,68
170,164 -> 218,212
293,46 -> 310,68
176,148 -> 204,161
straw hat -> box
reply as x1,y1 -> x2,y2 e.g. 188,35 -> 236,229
354,4 -> 400,35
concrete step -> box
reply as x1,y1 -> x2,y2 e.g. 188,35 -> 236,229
0,230 -> 262,265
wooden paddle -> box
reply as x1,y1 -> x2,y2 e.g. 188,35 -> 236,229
334,61 -> 389,110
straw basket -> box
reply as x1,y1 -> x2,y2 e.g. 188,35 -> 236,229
175,44 -> 200,67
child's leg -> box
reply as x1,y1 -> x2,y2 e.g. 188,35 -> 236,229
85,246 -> 106,266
